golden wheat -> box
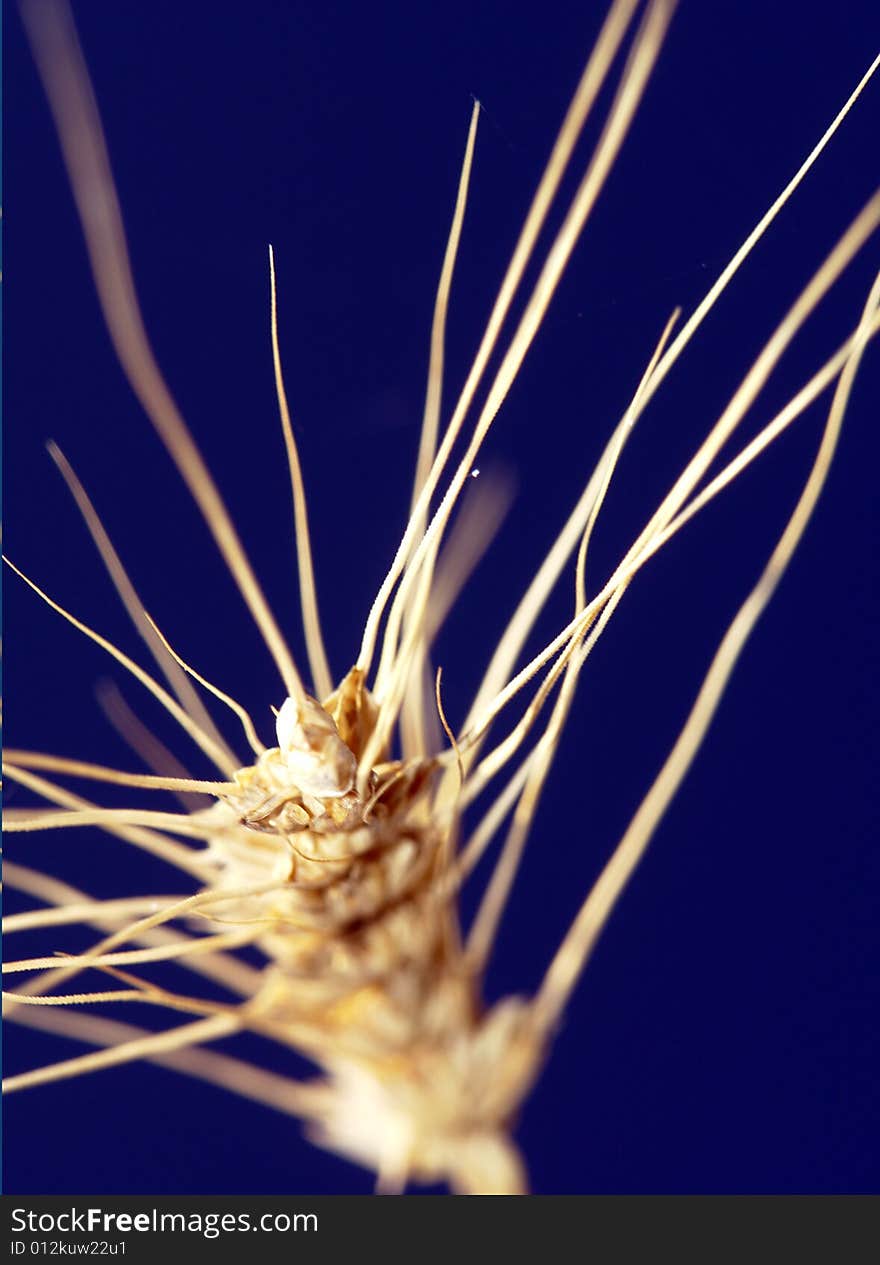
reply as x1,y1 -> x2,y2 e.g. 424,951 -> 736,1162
4,0 -> 879,1194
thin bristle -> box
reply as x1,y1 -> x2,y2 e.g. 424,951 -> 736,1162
3,864 -> 260,981
409,99 -> 481,520
144,614 -> 267,758
268,244 -> 334,703
19,0 -> 306,702
462,193 -> 880,754
462,48 -> 880,743
4,896 -> 192,936
3,927 -> 258,976
3,805 -> 224,841
46,442 -> 238,768
356,0 -> 645,681
4,1004 -> 323,1116
398,97 -> 481,761
96,681 -> 212,813
3,1014 -> 241,1094
4,749 -> 234,795
3,764 -> 209,877
532,266 -> 880,1035
3,861 -> 271,1002
359,0 -> 676,793
2,556 -> 238,775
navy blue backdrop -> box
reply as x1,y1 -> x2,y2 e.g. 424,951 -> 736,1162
4,1 -> 879,1194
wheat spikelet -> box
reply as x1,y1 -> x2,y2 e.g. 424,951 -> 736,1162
4,0 -> 879,1194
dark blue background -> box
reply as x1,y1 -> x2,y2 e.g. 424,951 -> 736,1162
4,1 -> 879,1194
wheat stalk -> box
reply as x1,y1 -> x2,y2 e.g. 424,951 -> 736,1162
4,0 -> 878,1194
